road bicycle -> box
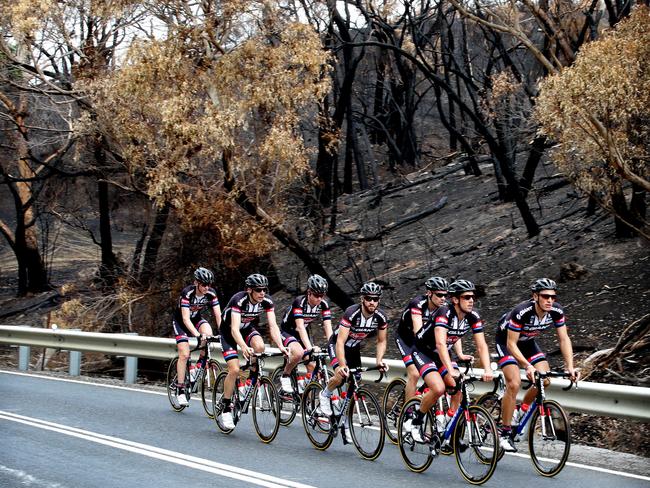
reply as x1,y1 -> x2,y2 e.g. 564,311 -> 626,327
301,365 -> 386,460
397,360 -> 499,485
382,377 -> 451,445
475,368 -> 576,476
270,349 -> 333,426
212,351 -> 283,443
166,336 -> 222,417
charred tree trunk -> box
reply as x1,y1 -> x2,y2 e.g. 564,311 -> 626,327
139,201 -> 171,286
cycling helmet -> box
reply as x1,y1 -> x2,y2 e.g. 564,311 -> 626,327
307,274 -> 328,294
425,276 -> 449,291
448,279 -> 475,295
194,267 -> 214,285
245,273 -> 269,288
360,281 -> 382,297
531,278 -> 557,292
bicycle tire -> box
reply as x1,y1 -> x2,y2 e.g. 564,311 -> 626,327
349,387 -> 386,460
212,371 -> 236,434
474,392 -> 505,461
397,398 -> 434,473
453,405 -> 499,485
301,381 -> 334,450
252,376 -> 281,443
528,399 -> 571,477
382,378 -> 406,444
270,366 -> 298,426
200,359 -> 222,418
166,358 -> 188,412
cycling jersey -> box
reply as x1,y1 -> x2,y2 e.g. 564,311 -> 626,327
414,304 -> 484,357
396,295 -> 438,345
280,295 -> 332,335
495,299 -> 565,342
332,303 -> 388,348
222,291 -> 274,330
172,285 -> 220,342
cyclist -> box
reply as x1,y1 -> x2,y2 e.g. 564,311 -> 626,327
319,281 -> 389,442
217,273 -> 289,429
395,276 -> 449,401
172,267 -> 221,406
278,274 -> 333,393
495,278 -> 580,452
408,279 -> 493,445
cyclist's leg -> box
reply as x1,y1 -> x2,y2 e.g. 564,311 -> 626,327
197,320 -> 213,364
247,328 -> 265,379
219,329 -> 240,408
438,359 -> 460,413
411,350 -> 445,418
173,318 -> 191,384
281,332 -> 303,376
522,342 -> 549,406
396,334 -> 419,401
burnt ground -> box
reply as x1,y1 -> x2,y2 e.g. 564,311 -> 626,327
1,157 -> 649,456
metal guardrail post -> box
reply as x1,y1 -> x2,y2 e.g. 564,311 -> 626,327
18,345 -> 31,371
69,329 -> 82,376
124,332 -> 138,384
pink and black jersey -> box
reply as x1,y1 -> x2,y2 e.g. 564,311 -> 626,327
280,295 -> 332,334
415,305 -> 484,356
222,291 -> 274,330
396,295 -> 439,345
496,300 -> 565,342
330,303 -> 389,349
173,285 -> 219,326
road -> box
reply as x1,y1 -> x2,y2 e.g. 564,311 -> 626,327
1,371 -> 648,488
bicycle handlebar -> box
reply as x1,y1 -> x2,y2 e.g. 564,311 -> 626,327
189,335 -> 221,352
522,370 -> 578,391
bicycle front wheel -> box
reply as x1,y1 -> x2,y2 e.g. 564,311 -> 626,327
166,358 -> 187,412
212,371 -> 235,434
252,377 -> 281,443
454,405 -> 499,485
270,366 -> 298,426
474,392 -> 505,461
200,359 -> 222,418
349,387 -> 385,460
397,398 -> 434,473
301,382 -> 334,450
528,400 -> 571,477
382,378 -> 406,444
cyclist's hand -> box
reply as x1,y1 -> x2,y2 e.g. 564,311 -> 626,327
525,364 -> 536,382
568,368 -> 580,383
459,354 -> 474,362
377,360 -> 388,372
280,346 -> 290,356
312,345 -> 321,353
242,347 -> 254,360
481,370 -> 493,382
337,365 -> 349,378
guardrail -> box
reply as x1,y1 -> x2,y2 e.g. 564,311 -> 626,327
1,325 -> 648,421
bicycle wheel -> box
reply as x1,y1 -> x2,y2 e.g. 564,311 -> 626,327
454,405 -> 498,485
349,387 -> 385,460
270,366 -> 298,426
212,372 -> 235,434
200,359 -> 222,418
252,376 -> 281,443
528,400 -> 571,477
397,398 -> 434,473
474,392 -> 505,461
166,358 -> 188,412
382,378 -> 406,444
301,382 -> 334,450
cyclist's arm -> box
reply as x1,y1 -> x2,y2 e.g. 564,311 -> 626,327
507,329 -> 536,379
295,318 -> 313,351
556,326 -> 579,380
411,313 -> 424,334
181,307 -> 201,337
266,310 -> 286,352
453,339 -> 470,360
230,312 -> 249,352
211,304 -> 222,331
434,327 -> 456,381
376,327 -> 387,368
335,327 -> 350,369
322,319 -> 333,342
472,333 -> 493,381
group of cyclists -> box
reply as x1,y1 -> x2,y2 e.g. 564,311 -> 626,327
172,266 -> 580,454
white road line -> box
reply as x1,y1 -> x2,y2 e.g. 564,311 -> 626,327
0,411 -> 315,488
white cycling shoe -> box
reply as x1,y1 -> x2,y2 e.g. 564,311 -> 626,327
280,376 -> 294,394
318,391 -> 333,416
220,411 -> 235,430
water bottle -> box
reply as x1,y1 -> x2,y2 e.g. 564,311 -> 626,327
238,380 -> 246,399
297,375 -> 306,393
511,405 -> 521,426
435,408 -> 446,433
331,395 -> 340,414
518,403 -> 530,433
189,364 -> 199,383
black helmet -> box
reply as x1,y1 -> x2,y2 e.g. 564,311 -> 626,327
531,278 -> 557,292
245,273 -> 269,288
448,279 -> 475,295
194,267 -> 214,285
307,274 -> 328,294
425,276 -> 449,291
360,281 -> 382,297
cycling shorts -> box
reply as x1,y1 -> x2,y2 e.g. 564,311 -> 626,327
495,338 -> 546,369
173,317 -> 209,344
219,325 -> 261,362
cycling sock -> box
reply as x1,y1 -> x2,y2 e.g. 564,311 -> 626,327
222,398 -> 232,411
413,409 -> 425,424
322,388 -> 333,398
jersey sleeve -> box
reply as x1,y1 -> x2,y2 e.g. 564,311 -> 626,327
469,311 -> 484,334
433,308 -> 451,329
263,296 -> 275,313
320,300 -> 332,320
551,304 -> 566,328
339,306 -> 355,329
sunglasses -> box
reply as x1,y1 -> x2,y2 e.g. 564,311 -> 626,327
460,295 -> 475,301
198,282 -> 211,287
432,292 -> 447,298
253,287 -> 268,293
310,291 -> 325,298
363,295 -> 380,302
539,293 -> 557,300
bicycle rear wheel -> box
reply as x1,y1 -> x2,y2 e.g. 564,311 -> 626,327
382,378 -> 406,444
166,358 -> 188,412
212,372 -> 235,434
252,376 -> 281,443
200,359 -> 222,418
397,398 -> 434,473
474,392 -> 505,461
454,405 -> 498,485
349,387 -> 385,460
270,366 -> 298,426
301,382 -> 334,450
528,400 -> 570,477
